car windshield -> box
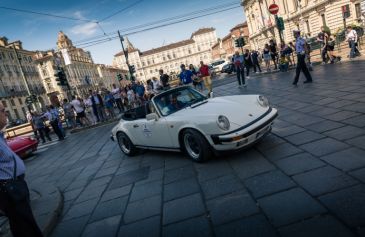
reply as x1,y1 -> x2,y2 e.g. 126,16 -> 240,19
153,87 -> 207,116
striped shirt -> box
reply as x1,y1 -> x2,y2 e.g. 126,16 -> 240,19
0,132 -> 26,180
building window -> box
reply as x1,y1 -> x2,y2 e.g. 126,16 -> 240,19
10,99 -> 15,106
14,109 -> 20,119
355,3 -> 361,18
321,14 -> 326,26
18,98 -> 23,105
1,101 -> 7,107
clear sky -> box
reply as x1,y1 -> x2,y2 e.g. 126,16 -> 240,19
0,0 -> 246,65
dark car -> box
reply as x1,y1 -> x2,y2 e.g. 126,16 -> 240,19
221,63 -> 235,74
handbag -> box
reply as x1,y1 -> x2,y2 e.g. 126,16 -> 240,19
4,156 -> 29,202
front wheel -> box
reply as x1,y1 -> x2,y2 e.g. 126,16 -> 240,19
182,129 -> 212,162
117,132 -> 138,156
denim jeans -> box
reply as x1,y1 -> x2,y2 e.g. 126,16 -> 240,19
349,40 -> 356,58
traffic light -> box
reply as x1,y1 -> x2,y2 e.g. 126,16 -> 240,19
235,37 -> 246,47
276,16 -> 285,31
117,74 -> 123,81
31,94 -> 37,102
129,65 -> 136,74
235,39 -> 240,48
54,67 -> 68,86
25,96 -> 33,105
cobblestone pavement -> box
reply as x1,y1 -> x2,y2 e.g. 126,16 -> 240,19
25,61 -> 365,237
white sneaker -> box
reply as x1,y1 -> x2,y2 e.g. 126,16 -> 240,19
246,76 -> 250,79
243,84 -> 247,87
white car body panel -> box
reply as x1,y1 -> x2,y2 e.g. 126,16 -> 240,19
111,87 -> 278,153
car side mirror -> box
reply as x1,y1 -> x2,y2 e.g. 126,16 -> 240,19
146,113 -> 159,121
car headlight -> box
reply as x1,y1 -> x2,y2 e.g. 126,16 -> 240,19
258,95 -> 269,107
217,115 -> 230,131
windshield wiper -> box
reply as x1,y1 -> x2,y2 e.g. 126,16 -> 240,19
190,98 -> 208,108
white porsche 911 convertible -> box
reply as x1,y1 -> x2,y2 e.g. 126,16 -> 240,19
111,86 -> 278,162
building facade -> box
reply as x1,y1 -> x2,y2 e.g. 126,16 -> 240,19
0,37 -> 48,123
34,32 -> 127,105
242,0 -> 364,50
112,28 -> 217,81
211,23 -> 250,61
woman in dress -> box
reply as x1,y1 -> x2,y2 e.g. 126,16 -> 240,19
263,44 -> 271,72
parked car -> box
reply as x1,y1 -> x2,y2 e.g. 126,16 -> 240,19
209,59 -> 230,73
221,63 -> 235,74
7,136 -> 39,159
111,86 -> 278,162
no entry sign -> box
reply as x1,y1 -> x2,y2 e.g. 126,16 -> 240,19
269,3 -> 279,15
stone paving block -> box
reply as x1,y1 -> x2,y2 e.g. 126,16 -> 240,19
244,170 -> 296,198
293,166 -> 358,196
313,97 -> 338,105
346,135 -> 365,149
258,188 -> 326,227
135,168 -> 164,185
124,195 -> 161,224
342,115 -> 365,128
327,100 -> 356,109
63,187 -> 83,202
51,215 -> 89,237
285,131 -> 326,146
118,216 -> 160,237
164,156 -> 192,170
163,193 -> 205,225
306,120 -> 345,133
349,168 -> 365,183
206,191 -> 259,225
261,142 -> 302,162
214,214 -> 277,237
278,215 -> 354,237
164,165 -> 195,184
272,125 -> 306,137
130,180 -> 162,202
195,160 -> 233,182
344,102 -> 365,113
89,196 -> 128,222
200,174 -> 245,200
74,184 -> 106,203
324,126 -> 365,141
311,107 -> 340,117
275,153 -> 326,176
255,134 -> 286,151
326,111 -> 362,122
63,198 -> 99,221
100,184 -> 132,202
229,150 -> 276,180
321,148 -> 365,171
81,215 -> 121,237
94,166 -> 118,179
65,178 -> 90,192
300,138 -> 350,157
163,216 -> 212,237
108,167 -> 150,190
319,184 -> 365,227
164,177 -> 200,202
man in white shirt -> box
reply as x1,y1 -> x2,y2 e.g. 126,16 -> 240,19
152,77 -> 162,94
111,84 -> 123,113
346,26 -> 358,58
70,95 -> 90,127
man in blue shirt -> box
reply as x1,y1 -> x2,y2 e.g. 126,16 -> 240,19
292,30 -> 313,85
0,104 -> 43,237
179,64 -> 193,86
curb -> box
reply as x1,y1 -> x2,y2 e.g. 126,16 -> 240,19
0,183 -> 63,237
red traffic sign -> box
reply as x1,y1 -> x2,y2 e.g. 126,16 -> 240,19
269,3 -> 279,15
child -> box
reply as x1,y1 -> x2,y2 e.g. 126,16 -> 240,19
279,55 -> 289,72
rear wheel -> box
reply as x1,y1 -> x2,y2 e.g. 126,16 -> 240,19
182,129 -> 212,162
117,132 -> 138,156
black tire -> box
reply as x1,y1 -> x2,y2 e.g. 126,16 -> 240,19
117,132 -> 138,156
181,129 -> 213,162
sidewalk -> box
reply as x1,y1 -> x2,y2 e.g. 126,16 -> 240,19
0,182 -> 63,237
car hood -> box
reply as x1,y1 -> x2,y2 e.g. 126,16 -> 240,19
171,95 -> 270,127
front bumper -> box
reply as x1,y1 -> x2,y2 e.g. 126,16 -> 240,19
210,107 -> 278,151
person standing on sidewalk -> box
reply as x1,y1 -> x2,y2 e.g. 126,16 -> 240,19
159,69 -> 170,90
244,49 -> 252,78
45,105 -> 64,141
199,61 -> 213,96
179,64 -> 193,87
263,45 -> 271,72
70,95 -> 90,127
269,39 -> 278,70
89,90 -> 106,122
233,51 -> 246,87
32,112 -> 51,144
111,84 -> 123,113
317,26 -> 329,64
62,99 -> 75,129
251,50 -> 262,73
292,30 -> 313,86
346,26 -> 358,59
0,104 -> 44,237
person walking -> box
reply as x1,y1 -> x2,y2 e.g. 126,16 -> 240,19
263,44 -> 271,72
251,50 -> 262,73
233,51 -> 246,87
111,84 -> 123,113
70,95 -> 90,127
317,26 -> 330,64
104,90 -> 115,119
89,90 -> 106,122
198,61 -> 213,96
62,99 -> 75,129
244,49 -> 252,78
189,64 -> 203,91
0,103 -> 44,237
269,39 -> 278,70
45,105 -> 64,141
292,30 -> 313,86
179,64 -> 193,86
346,26 -> 358,59
159,69 -> 170,90
32,112 -> 51,143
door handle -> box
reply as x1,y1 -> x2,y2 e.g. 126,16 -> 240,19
133,124 -> 139,128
